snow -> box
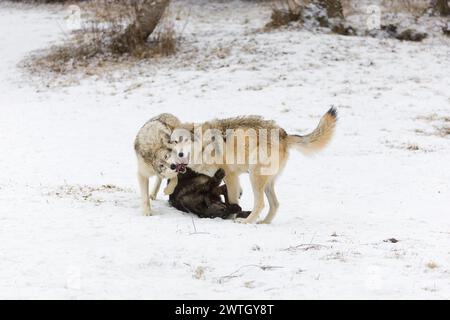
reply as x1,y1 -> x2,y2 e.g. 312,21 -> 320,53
0,0 -> 449,299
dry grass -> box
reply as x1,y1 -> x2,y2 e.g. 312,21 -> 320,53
417,113 -> 450,122
265,1 -> 302,29
416,113 -> 450,138
406,143 -> 420,151
266,8 -> 300,28
45,184 -> 133,205
384,140 -> 433,153
437,126 -> 450,137
426,261 -> 439,269
265,0 -> 349,31
8,0 -> 75,3
154,27 -> 177,56
24,0 -> 178,75
340,0 -> 361,16
380,0 -> 428,16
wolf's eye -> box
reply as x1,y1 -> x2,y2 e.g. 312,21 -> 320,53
159,164 -> 165,169
164,153 -> 169,160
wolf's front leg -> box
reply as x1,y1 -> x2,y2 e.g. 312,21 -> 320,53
138,172 -> 152,216
150,176 -> 162,200
164,176 -> 178,196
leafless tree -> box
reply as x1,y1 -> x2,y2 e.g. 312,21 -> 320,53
113,0 -> 171,53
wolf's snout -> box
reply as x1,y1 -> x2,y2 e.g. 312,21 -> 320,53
177,151 -> 190,163
170,164 -> 177,171
175,163 -> 187,173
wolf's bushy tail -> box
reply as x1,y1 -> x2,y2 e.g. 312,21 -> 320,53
287,107 -> 337,155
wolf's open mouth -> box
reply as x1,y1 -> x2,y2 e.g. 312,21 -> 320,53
175,163 -> 187,173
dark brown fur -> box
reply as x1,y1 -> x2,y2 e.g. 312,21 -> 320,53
169,168 -> 250,219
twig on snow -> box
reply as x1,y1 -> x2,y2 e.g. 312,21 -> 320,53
188,216 -> 210,235
282,243 -> 330,252
217,264 -> 283,284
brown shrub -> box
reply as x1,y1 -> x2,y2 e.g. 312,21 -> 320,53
443,25 -> 450,36
395,28 -> 428,41
382,0 -> 429,17
25,0 -> 177,75
265,0 -> 345,30
8,0 -> 74,3
266,7 -> 301,29
265,0 -> 302,29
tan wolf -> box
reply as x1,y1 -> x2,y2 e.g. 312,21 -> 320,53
170,108 -> 337,224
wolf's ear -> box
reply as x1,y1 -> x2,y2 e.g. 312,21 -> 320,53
171,128 -> 192,144
180,133 -> 193,143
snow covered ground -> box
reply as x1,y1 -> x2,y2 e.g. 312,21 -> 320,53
0,0 -> 449,299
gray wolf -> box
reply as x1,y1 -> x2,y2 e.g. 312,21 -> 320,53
134,113 -> 184,216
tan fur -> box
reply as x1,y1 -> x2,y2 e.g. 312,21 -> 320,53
173,108 -> 337,224
286,109 -> 337,155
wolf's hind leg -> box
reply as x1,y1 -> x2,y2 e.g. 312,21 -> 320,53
236,172 -> 269,224
259,179 -> 279,224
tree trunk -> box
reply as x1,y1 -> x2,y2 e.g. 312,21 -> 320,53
316,0 -> 344,19
431,0 -> 450,16
133,0 -> 171,41
113,0 -> 170,53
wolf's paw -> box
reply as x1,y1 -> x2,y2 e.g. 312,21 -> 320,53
164,186 -> 174,196
214,168 -> 226,180
235,217 -> 255,224
149,194 -> 156,201
142,206 -> 153,216
257,219 -> 271,225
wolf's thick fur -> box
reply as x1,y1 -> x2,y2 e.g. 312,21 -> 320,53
169,168 -> 250,219
286,108 -> 337,154
173,108 -> 337,224
134,113 -> 181,216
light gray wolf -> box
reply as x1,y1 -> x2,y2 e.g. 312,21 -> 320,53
134,113 -> 185,216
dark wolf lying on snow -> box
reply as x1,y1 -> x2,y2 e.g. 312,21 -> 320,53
169,168 -> 250,219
